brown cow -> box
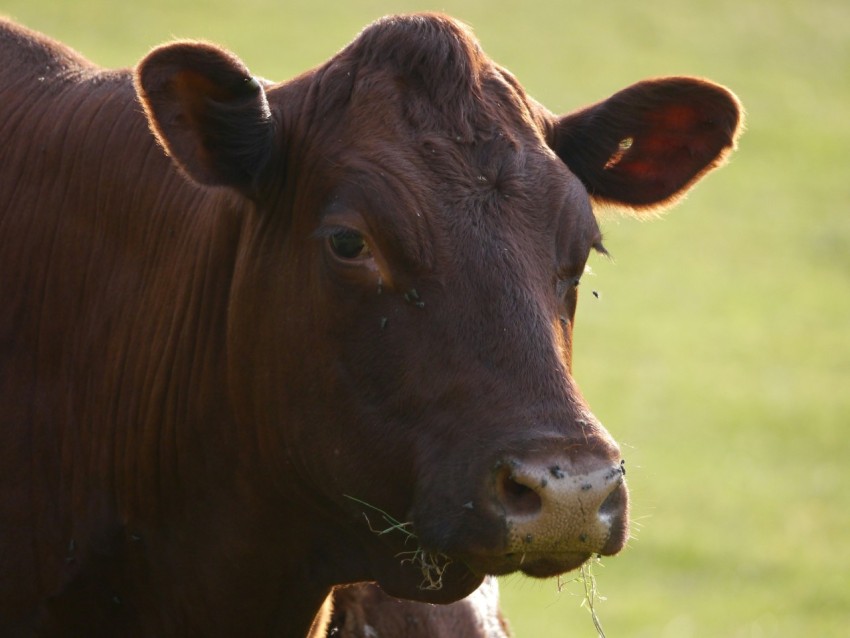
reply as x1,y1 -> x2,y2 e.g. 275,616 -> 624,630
0,13 -> 742,637
309,578 -> 511,637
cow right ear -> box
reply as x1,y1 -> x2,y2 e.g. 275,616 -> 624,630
135,42 -> 276,195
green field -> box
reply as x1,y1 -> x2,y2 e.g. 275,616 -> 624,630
3,0 -> 847,635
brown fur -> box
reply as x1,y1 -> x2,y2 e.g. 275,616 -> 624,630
0,14 -> 742,637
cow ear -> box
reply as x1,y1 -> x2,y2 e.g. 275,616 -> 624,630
549,77 -> 743,212
135,42 -> 275,194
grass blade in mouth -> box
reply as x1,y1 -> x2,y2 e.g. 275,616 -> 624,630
558,556 -> 607,638
344,494 -> 453,591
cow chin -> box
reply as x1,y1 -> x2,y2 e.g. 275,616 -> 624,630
372,559 -> 485,605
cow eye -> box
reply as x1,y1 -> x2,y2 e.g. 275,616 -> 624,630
329,229 -> 370,260
556,276 -> 581,299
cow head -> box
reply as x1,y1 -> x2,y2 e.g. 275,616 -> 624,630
136,14 -> 741,605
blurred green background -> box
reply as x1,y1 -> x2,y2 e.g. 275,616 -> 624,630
3,0 -> 846,635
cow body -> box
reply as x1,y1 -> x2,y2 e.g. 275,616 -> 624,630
0,20 -> 273,637
0,15 -> 741,637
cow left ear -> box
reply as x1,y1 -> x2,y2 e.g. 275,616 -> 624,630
135,42 -> 275,194
549,77 -> 743,212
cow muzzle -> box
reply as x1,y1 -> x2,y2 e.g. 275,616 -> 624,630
469,452 -> 629,577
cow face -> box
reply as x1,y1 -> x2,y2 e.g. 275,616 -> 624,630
137,14 -> 741,603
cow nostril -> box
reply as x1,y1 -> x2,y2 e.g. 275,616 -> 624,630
598,477 -> 626,524
489,457 -> 630,561
496,471 -> 542,519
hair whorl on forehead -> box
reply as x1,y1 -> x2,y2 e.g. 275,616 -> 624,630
345,13 -> 490,137
355,14 -> 485,96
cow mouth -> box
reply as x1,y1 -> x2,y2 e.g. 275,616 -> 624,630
452,517 -> 628,580
373,543 -> 598,604
460,549 -> 593,579
364,518 -> 616,604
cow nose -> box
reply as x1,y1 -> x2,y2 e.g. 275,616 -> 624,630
493,456 -> 628,561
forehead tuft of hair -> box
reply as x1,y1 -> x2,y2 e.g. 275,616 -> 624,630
355,14 -> 485,94
340,13 -> 494,138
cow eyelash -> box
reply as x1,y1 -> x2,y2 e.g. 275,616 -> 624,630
592,239 -> 610,258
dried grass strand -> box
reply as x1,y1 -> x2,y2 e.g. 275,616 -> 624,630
557,557 -> 607,638
345,494 -> 452,591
